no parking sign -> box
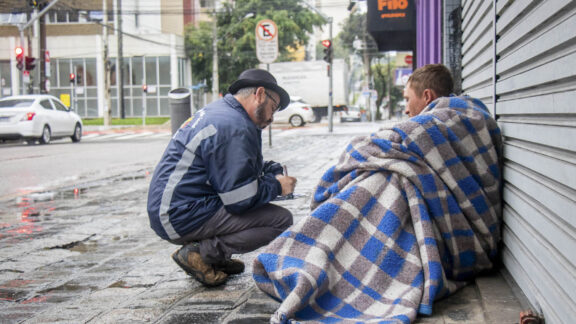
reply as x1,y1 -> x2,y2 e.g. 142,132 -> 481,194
255,19 -> 278,64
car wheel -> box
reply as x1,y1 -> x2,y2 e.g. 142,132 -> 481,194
39,125 -> 51,144
289,115 -> 304,127
71,123 -> 82,142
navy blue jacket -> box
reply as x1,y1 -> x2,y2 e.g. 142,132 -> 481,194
147,94 -> 283,241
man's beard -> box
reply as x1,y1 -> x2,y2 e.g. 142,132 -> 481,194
254,103 -> 272,129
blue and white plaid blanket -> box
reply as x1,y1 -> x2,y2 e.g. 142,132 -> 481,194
253,96 -> 503,323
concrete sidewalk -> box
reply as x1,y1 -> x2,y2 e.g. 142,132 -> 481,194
0,121 -> 528,323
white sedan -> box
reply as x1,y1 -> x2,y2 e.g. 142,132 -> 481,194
0,95 -> 83,144
273,96 -> 316,127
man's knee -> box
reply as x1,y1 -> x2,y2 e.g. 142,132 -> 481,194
274,206 -> 293,230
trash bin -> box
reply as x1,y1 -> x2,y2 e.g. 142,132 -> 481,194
168,88 -> 192,134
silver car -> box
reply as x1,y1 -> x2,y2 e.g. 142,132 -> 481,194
0,95 -> 83,144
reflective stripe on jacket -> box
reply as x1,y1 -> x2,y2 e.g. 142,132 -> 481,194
147,94 -> 282,241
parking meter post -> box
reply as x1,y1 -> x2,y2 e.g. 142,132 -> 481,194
168,88 -> 192,135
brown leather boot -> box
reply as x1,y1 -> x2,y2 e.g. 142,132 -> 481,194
172,244 -> 228,286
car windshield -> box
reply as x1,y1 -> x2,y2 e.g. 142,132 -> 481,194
0,99 -> 34,108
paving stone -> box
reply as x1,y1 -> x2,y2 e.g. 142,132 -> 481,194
157,311 -> 225,324
92,307 -> 166,322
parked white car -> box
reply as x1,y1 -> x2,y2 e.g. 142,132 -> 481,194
273,96 -> 315,127
0,95 -> 83,144
339,106 -> 362,122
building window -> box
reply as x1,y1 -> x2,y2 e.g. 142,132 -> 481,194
45,9 -> 96,24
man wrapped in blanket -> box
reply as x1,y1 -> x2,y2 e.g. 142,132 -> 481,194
252,64 -> 503,323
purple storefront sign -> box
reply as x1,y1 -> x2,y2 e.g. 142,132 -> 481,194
416,0 -> 442,68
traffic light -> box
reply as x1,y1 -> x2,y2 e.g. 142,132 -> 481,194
15,47 -> 24,71
322,39 -> 333,64
69,73 -> 76,83
142,84 -> 148,93
25,56 -> 36,71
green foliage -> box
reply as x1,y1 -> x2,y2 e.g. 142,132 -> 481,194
336,13 -> 378,56
372,62 -> 404,119
185,0 -> 325,94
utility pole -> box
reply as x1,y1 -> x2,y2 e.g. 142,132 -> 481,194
116,0 -> 125,118
211,0 -> 219,99
301,1 -> 334,132
39,5 -> 47,94
103,0 -> 112,126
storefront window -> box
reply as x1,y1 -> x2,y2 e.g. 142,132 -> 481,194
146,57 -> 157,85
71,59 -> 84,86
132,57 -> 143,85
158,56 -> 170,85
0,61 -> 12,97
84,58 -> 96,86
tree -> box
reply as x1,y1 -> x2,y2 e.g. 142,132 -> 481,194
372,61 -> 403,120
185,0 -> 325,94
336,13 -> 378,56
336,12 -> 405,120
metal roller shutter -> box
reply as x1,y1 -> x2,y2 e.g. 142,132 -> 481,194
460,0 -> 576,323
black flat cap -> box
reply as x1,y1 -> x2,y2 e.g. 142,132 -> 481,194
228,69 -> 290,110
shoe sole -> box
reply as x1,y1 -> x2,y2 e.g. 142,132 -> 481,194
215,262 -> 245,275
171,250 -> 227,287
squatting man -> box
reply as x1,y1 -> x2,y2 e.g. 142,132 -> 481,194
147,69 -> 297,286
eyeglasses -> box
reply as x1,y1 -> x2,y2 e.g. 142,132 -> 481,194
264,91 -> 280,112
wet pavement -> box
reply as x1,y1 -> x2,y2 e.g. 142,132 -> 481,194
0,121 -> 527,323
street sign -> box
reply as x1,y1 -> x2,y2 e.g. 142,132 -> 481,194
395,68 -> 412,86
405,55 -> 413,65
60,94 -> 71,107
255,19 -> 278,64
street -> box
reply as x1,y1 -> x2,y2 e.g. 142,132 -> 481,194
0,129 -> 171,200
0,120 -> 524,323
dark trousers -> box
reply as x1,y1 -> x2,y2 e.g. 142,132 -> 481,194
170,203 -> 293,264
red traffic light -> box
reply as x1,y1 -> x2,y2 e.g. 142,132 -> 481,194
69,73 -> 76,82
15,47 -> 24,71
321,40 -> 332,48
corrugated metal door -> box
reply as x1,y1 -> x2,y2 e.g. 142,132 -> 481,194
460,1 -> 576,323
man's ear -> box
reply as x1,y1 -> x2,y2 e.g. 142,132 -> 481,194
423,89 -> 438,105
254,86 -> 266,105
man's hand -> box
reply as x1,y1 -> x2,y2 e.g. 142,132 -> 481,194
263,160 -> 284,175
275,174 -> 297,196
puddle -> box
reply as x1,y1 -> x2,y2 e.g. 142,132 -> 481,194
108,280 -> 129,288
0,288 -> 28,302
39,282 -> 97,294
0,169 -> 152,241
